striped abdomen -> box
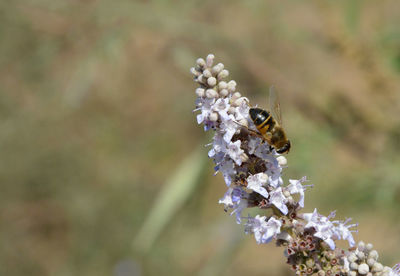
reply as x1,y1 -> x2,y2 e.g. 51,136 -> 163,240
249,107 -> 276,135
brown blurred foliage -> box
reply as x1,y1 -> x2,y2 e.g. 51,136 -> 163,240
1,0 -> 400,275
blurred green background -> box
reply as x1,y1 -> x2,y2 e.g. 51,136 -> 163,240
1,0 -> 400,275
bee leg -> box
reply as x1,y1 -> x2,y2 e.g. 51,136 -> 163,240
233,121 -> 264,139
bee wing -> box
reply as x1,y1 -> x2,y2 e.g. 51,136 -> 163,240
268,85 -> 283,126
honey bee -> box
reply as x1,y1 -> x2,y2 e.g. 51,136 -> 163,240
248,87 -> 291,154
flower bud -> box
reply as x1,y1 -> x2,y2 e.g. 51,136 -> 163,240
197,74 -> 206,84
207,77 -> 217,87
190,67 -> 200,76
240,153 -> 249,163
232,92 -> 241,100
358,241 -> 365,252
368,250 -> 378,260
196,58 -> 206,68
218,69 -> 229,80
218,81 -> 228,90
277,156 -> 287,166
348,253 -> 357,263
357,251 -> 365,261
195,88 -> 205,97
209,112 -> 218,122
206,54 -> 214,67
227,80 -> 237,92
206,89 -> 218,99
212,63 -> 224,75
367,258 -> 375,267
358,263 -> 369,274
203,69 -> 212,78
219,89 -> 229,97
234,97 -> 248,106
372,262 -> 383,272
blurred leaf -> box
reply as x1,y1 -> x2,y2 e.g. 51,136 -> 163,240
133,146 -> 207,253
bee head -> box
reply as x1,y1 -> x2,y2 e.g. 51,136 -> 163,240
249,108 -> 262,121
277,140 -> 291,154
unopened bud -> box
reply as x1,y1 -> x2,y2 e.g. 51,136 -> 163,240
212,63 -> 224,75
190,67 -> 200,76
357,251 -> 365,261
232,92 -> 241,100
218,81 -> 228,90
206,54 -> 214,67
217,69 -> 229,80
207,77 -> 217,87
206,89 -> 218,98
240,153 -> 249,163
227,80 -> 237,92
358,241 -> 366,252
203,69 -> 212,78
209,112 -> 218,122
358,263 -> 369,274
219,89 -> 229,97
277,156 -> 287,166
369,250 -> 378,260
372,262 -> 383,272
195,88 -> 205,97
367,258 -> 375,267
196,58 -> 206,68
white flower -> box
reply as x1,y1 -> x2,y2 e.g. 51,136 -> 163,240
333,218 -> 357,248
287,177 -> 308,208
219,186 -> 242,208
247,173 -> 269,198
196,98 -> 215,124
219,187 -> 248,224
227,140 -> 244,166
254,142 -> 272,160
388,264 -> 400,276
219,159 -> 235,187
269,187 -> 288,215
234,101 -> 250,122
245,215 -> 282,244
213,97 -> 230,121
303,209 -> 337,249
232,198 -> 248,224
219,186 -> 235,208
208,134 -> 226,164
248,136 -> 263,155
220,114 -> 239,143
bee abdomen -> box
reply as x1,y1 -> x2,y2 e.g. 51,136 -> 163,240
258,116 -> 275,133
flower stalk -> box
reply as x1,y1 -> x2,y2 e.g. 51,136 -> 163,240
191,54 -> 399,276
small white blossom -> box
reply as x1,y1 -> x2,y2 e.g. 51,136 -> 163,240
247,173 -> 269,198
333,218 -> 357,248
303,209 -> 338,249
219,159 -> 235,187
248,137 -> 263,155
227,140 -> 244,166
245,215 -> 282,244
269,187 -> 288,215
220,115 -> 239,143
287,177 -> 308,208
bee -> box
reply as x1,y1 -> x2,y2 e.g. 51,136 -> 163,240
248,87 -> 291,154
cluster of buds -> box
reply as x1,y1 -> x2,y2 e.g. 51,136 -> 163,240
191,54 -> 399,275
345,241 -> 400,276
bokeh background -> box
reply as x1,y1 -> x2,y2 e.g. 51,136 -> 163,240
1,0 -> 400,275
